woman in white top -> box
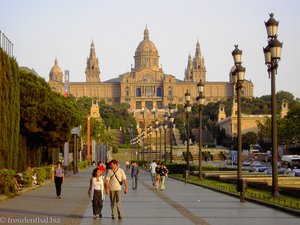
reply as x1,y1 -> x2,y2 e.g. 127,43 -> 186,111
88,168 -> 105,219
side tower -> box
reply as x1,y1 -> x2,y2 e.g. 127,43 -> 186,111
85,41 -> 100,82
280,99 -> 289,118
218,103 -> 226,122
184,41 -> 206,82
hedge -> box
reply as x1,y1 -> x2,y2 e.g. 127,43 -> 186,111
0,169 -> 16,194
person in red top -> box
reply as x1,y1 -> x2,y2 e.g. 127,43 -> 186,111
97,161 -> 106,173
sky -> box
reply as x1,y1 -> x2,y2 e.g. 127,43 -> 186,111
1,0 -> 299,98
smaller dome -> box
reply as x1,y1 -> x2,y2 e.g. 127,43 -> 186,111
49,58 -> 63,82
50,58 -> 63,75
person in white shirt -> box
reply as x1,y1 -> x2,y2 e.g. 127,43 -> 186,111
105,159 -> 128,220
88,168 -> 105,219
149,160 -> 157,186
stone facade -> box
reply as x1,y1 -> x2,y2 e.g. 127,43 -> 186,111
218,99 -> 289,137
48,27 -> 253,129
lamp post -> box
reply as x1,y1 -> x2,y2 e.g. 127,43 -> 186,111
152,108 -> 157,118
141,130 -> 145,161
169,105 -> 174,163
155,119 -> 159,161
130,124 -> 133,161
196,81 -> 205,180
148,125 -> 153,163
231,44 -> 246,202
263,13 -> 282,199
163,113 -> 168,163
159,123 -> 163,161
184,90 -> 192,171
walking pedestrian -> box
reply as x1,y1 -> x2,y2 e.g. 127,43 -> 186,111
154,162 -> 161,190
105,159 -> 128,220
52,161 -> 64,198
88,168 -> 105,219
130,161 -> 140,189
149,160 -> 157,186
158,162 -> 169,191
125,160 -> 130,172
97,161 -> 106,173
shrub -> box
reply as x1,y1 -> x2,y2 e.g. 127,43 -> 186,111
34,167 -> 47,184
43,166 -> 53,180
0,169 -> 16,194
22,171 -> 33,187
78,160 -> 88,170
112,145 -> 119,154
182,152 -> 193,162
166,163 -> 237,174
119,144 -> 130,148
136,160 -> 148,169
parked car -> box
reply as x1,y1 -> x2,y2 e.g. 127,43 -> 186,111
251,161 -> 262,167
242,161 -> 251,167
250,165 -> 268,172
266,168 -> 286,174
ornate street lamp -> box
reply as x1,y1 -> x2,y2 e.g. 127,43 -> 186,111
155,118 -> 159,161
163,113 -> 168,163
169,105 -> 174,163
130,124 -> 133,161
159,123 -> 163,161
148,125 -> 153,163
141,130 -> 145,161
184,90 -> 192,171
196,80 -> 205,180
263,13 -> 283,199
152,108 -> 157,118
231,44 -> 246,202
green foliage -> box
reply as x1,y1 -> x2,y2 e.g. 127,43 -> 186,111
20,70 -> 82,148
34,167 -> 47,184
75,96 -> 93,117
0,169 -> 16,194
182,151 -> 193,162
78,160 -> 88,170
0,49 -> 20,170
257,100 -> 300,146
242,132 -> 258,150
119,144 -> 130,148
43,166 -> 53,180
112,145 -> 119,154
99,102 -> 136,130
22,171 -> 33,187
18,70 -> 83,168
166,163 -> 236,174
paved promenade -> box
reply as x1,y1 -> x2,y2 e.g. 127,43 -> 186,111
0,166 -> 299,225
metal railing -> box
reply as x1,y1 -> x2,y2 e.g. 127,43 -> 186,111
0,30 -> 14,57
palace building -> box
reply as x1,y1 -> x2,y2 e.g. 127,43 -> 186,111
48,27 -> 253,129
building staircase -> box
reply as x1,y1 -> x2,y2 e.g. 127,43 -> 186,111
108,129 -> 125,146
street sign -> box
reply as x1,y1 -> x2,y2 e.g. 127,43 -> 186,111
71,127 -> 80,136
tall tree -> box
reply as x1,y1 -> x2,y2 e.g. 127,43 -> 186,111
19,70 -> 82,168
0,49 -> 20,170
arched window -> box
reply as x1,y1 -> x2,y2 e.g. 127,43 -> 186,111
168,87 -> 173,96
136,87 -> 141,97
